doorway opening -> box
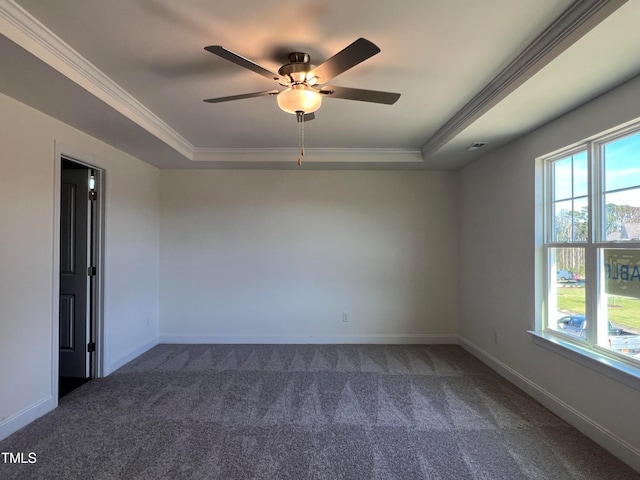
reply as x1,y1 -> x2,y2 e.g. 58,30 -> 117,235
58,157 -> 103,398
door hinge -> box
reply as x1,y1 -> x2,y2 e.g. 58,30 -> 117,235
88,266 -> 96,276
89,189 -> 97,201
87,342 -> 96,353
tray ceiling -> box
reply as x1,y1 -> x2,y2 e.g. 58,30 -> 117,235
1,0 -> 640,169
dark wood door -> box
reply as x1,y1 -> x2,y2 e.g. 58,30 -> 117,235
59,164 -> 89,378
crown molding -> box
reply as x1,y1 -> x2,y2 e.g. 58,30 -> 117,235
191,148 -> 423,163
420,0 -> 628,157
0,0 -> 195,158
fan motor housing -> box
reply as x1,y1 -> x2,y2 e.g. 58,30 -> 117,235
279,52 -> 316,83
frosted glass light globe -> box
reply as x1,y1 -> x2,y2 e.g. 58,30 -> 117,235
277,85 -> 322,114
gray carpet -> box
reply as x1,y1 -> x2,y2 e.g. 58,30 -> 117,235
1,344 -> 638,479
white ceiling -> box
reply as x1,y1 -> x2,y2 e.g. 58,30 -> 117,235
1,0 -> 640,169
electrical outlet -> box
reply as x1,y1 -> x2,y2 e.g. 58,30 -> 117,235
342,312 -> 349,323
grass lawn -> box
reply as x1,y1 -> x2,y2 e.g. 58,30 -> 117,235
556,286 -> 640,330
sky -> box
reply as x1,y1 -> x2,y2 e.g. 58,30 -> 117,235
553,131 -> 640,207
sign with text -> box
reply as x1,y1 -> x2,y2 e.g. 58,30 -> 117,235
605,249 -> 640,299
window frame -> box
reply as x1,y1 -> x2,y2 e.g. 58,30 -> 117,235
538,121 -> 640,378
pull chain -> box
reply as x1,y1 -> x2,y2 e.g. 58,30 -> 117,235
297,111 -> 304,166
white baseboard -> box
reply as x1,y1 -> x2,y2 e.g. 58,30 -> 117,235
106,337 -> 159,375
159,333 -> 459,345
459,336 -> 640,473
0,396 -> 56,441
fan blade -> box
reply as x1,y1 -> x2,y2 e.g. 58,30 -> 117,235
309,38 -> 380,84
319,86 -> 400,105
204,46 -> 286,84
203,90 -> 279,103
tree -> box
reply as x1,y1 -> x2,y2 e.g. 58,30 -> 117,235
606,204 -> 640,238
573,206 -> 588,242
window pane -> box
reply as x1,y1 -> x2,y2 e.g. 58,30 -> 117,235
599,249 -> 640,358
603,132 -> 640,192
549,247 -> 586,338
553,157 -> 573,200
552,152 -> 589,200
573,151 -> 589,197
553,200 -> 572,242
550,152 -> 589,243
604,188 -> 640,241
573,196 -> 589,242
553,198 -> 589,242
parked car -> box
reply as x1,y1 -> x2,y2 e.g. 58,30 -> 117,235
557,314 -> 588,338
556,314 -> 640,353
556,270 -> 577,282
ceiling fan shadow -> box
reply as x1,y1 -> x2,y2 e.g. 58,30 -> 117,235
145,57 -> 240,80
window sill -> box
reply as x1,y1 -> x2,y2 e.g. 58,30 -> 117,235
528,330 -> 640,392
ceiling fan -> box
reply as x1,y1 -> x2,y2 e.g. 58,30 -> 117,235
202,38 -> 401,120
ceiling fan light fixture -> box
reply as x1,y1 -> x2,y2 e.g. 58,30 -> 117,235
277,85 -> 322,114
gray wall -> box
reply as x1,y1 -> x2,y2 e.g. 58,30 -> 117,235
459,75 -> 640,470
0,93 -> 160,438
160,169 -> 459,342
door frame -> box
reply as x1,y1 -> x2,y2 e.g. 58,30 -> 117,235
52,145 -> 105,401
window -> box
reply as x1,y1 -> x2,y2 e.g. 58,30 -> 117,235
542,126 -> 640,367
